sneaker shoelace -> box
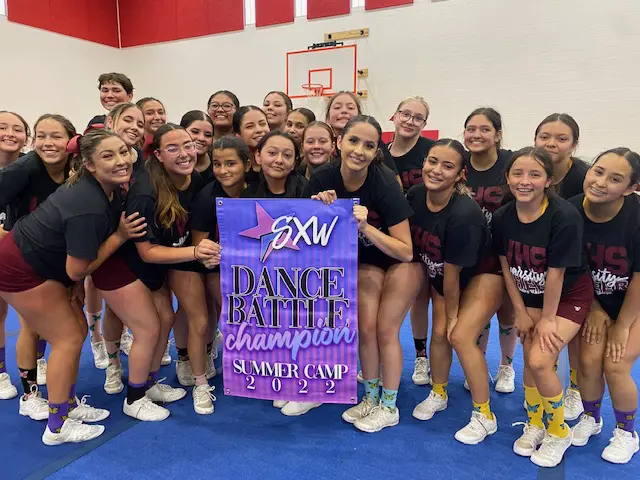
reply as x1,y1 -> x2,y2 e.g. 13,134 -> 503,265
608,429 -> 632,453
565,390 -> 581,408
194,385 -> 216,403
414,358 -> 427,374
467,412 -> 490,434
512,422 -> 542,445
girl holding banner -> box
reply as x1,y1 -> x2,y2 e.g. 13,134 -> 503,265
306,115 -> 421,432
189,136 -> 251,386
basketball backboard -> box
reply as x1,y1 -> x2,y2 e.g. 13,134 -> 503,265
286,45 -> 357,99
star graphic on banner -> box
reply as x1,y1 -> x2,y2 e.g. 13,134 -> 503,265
239,203 -> 300,262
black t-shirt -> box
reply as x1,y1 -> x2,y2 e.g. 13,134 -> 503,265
304,160 -> 412,266
12,175 -> 124,286
465,149 -> 512,226
554,158 -> 589,199
569,194 -> 640,319
407,184 -> 487,295
387,136 -> 435,192
191,181 -> 234,242
123,170 -> 205,284
242,171 -> 308,198
491,194 -> 587,308
0,151 -> 69,231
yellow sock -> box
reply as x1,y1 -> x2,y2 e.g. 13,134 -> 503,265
569,368 -> 579,391
432,382 -> 448,400
553,360 -> 559,372
540,391 -> 569,438
524,385 -> 544,429
473,400 -> 494,420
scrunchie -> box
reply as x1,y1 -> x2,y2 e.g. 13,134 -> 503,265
66,134 -> 82,155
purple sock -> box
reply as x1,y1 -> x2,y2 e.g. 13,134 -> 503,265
582,398 -> 603,422
146,370 -> 159,389
0,347 -> 6,374
614,408 -> 637,433
48,402 -> 69,434
36,339 -> 47,360
68,384 -> 78,411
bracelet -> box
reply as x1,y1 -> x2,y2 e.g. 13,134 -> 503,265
193,246 -> 198,260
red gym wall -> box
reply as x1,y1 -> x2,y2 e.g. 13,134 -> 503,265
6,0 -> 119,47
7,0 -> 415,47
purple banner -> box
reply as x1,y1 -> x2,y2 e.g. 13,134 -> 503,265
217,199 -> 359,404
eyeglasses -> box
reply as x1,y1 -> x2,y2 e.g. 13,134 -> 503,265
397,110 -> 426,126
208,102 -> 235,112
159,142 -> 197,155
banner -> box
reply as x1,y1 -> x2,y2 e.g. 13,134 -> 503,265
217,198 -> 359,404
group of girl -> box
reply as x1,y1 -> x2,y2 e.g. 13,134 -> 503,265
0,73 -> 638,470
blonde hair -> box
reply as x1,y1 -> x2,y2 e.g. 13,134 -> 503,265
396,96 -> 430,118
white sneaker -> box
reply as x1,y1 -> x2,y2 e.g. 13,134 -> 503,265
513,422 -> 546,457
206,351 -> 217,379
273,400 -> 288,408
601,428 -> 640,464
123,395 -> 170,421
0,372 -> 18,400
193,385 -> 216,415
120,330 -> 133,356
281,401 -> 322,416
91,341 -> 109,370
494,365 -> 515,393
342,396 -> 376,424
571,414 -> 603,446
412,391 -> 448,421
356,370 -> 383,386
37,358 -> 47,385
146,380 -> 187,403
68,396 -> 110,423
42,418 -> 104,446
213,330 -> 222,360
176,359 -> 195,386
530,431 -> 573,468
455,410 -> 498,445
354,405 -> 399,433
161,340 -> 172,366
564,389 -> 583,421
19,386 -> 49,420
104,364 -> 124,395
412,357 -> 430,386
464,379 -> 470,391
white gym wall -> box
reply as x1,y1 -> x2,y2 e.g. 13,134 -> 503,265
0,14 -> 124,130
2,0 -> 639,158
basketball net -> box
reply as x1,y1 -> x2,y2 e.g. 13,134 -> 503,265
301,83 -> 326,118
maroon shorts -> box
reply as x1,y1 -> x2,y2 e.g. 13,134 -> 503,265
476,252 -> 502,276
92,249 -> 138,291
556,272 -> 594,325
0,232 -> 45,293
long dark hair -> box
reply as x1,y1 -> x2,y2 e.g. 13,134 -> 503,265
147,123 -> 190,229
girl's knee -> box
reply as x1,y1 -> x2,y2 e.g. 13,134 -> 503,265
604,357 -> 631,379
527,349 -> 554,375
449,326 -> 475,351
376,323 -> 400,346
189,316 -> 209,338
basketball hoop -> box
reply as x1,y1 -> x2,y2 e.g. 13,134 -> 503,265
301,83 -> 325,97
300,83 -> 326,118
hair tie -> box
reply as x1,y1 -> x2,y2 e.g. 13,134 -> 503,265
66,134 -> 82,155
